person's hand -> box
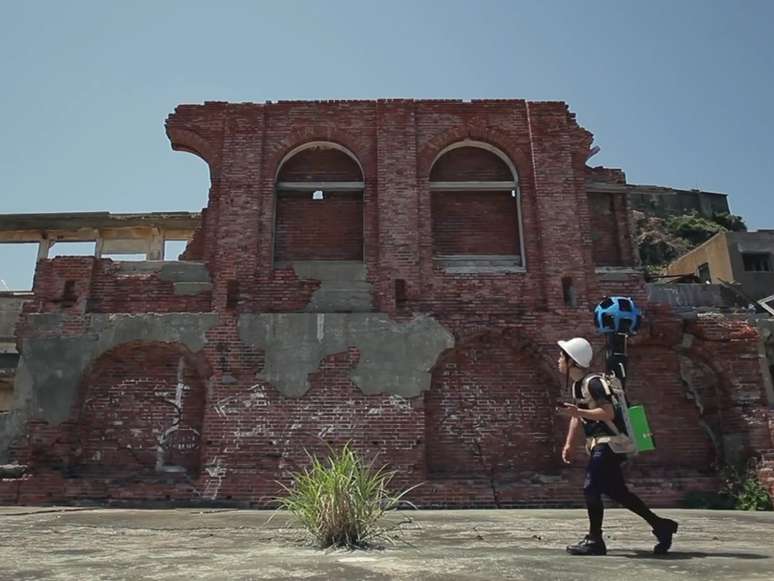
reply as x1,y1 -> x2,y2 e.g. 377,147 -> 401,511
557,403 -> 580,418
562,444 -> 573,464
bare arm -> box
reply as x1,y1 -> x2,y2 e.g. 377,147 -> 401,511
559,403 -> 615,464
562,416 -> 582,464
564,416 -> 581,448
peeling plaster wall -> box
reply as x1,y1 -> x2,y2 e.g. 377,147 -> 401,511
0,313 -> 217,462
238,313 -> 454,397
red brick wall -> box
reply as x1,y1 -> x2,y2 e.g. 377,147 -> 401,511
277,147 -> 362,182
274,192 -> 364,261
7,100 -> 771,508
30,257 -> 96,315
626,347 -> 717,469
425,339 -> 560,477
198,348 -> 424,501
89,260 -> 212,313
588,192 -> 623,266
430,146 -> 513,181
76,343 -> 206,477
432,191 -> 520,255
585,165 -> 626,184
27,257 -> 211,314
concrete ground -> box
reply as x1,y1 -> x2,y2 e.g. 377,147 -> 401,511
1,507 -> 773,581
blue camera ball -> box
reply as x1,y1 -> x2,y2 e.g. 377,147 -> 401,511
594,296 -> 642,335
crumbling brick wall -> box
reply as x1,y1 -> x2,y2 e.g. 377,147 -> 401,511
3,99 -> 771,508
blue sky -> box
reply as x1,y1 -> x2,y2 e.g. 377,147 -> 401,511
1,0 -> 773,289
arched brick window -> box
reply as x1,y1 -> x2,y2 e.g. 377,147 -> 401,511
76,342 -> 207,478
274,142 -> 364,262
430,142 -> 523,270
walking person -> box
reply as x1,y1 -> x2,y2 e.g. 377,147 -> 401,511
556,337 -> 678,556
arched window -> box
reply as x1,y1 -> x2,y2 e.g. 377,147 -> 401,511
430,142 -> 523,270
274,143 -> 364,262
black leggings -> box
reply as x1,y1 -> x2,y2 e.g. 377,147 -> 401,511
584,444 -> 660,536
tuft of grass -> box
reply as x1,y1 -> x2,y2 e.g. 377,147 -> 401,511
274,442 -> 421,549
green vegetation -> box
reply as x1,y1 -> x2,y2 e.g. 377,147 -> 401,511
635,211 -> 747,274
274,442 -> 421,549
682,458 -> 772,511
720,459 -> 773,511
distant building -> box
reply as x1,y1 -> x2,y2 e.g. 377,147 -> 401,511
585,166 -> 731,220
665,230 -> 774,300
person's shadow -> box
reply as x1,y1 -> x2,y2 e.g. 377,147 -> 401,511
617,550 -> 769,560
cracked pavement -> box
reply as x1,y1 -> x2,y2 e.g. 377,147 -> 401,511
1,508 -> 773,580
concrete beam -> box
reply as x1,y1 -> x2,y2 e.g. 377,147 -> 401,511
429,181 -> 516,191
276,181 -> 364,192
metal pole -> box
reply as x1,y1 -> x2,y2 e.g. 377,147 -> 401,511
606,332 -> 628,388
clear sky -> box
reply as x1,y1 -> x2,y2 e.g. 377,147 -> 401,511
1,1 -> 772,289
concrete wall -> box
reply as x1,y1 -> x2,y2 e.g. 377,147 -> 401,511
666,232 -> 733,283
646,283 -> 744,309
0,293 -> 31,344
627,185 -> 730,219
728,232 -> 774,300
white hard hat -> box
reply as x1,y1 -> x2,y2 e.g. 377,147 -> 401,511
557,337 -> 593,368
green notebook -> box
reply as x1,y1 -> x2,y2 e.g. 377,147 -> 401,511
628,405 -> 656,452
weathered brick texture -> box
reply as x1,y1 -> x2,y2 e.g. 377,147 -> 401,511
5,99 -> 772,507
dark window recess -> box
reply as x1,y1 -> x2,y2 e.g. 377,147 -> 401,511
697,262 -> 711,283
61,280 -> 77,307
561,277 -> 577,307
0,353 -> 20,370
226,280 -> 239,310
395,279 -> 407,305
742,253 -> 772,272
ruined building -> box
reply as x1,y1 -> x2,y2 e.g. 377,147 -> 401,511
1,99 -> 772,506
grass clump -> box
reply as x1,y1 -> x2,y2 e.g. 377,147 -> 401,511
275,442 -> 421,549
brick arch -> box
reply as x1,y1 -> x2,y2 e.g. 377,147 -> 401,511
166,126 -> 220,173
429,141 -> 518,184
625,345 -> 720,470
633,327 -> 741,404
675,337 -> 774,461
418,127 -> 532,185
420,130 -> 532,264
438,327 -> 560,380
266,127 -> 371,185
425,330 -> 563,478
73,341 -> 210,479
275,141 -> 364,183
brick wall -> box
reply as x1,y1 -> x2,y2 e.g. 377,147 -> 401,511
430,146 -> 513,181
26,257 -> 211,314
425,340 -> 560,477
76,343 -> 206,478
274,192 -> 364,261
5,99 -> 771,508
277,147 -> 362,182
588,192 -> 623,266
432,191 -> 519,255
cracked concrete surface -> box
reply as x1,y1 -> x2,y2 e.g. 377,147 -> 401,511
0,508 -> 772,580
